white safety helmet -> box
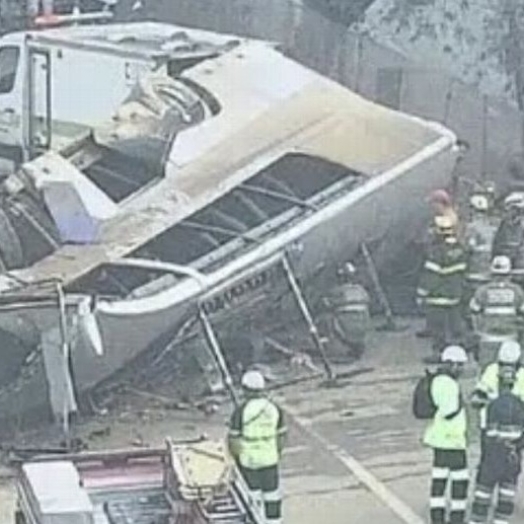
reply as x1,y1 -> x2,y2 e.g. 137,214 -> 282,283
470,194 -> 489,211
441,345 -> 468,364
241,370 -> 265,391
491,255 -> 512,275
504,192 -> 524,210
498,340 -> 522,365
344,262 -> 356,274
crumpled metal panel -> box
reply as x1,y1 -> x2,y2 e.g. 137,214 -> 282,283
23,151 -> 118,244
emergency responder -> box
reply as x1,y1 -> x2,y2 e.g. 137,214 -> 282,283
322,262 -> 370,359
464,193 -> 498,285
469,365 -> 524,524
417,215 -> 468,363
228,370 -> 287,524
471,340 -> 524,459
417,189 -> 460,339
424,345 -> 469,524
492,192 -> 524,268
469,256 -> 524,367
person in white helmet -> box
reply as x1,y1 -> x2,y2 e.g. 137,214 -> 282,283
464,193 -> 499,285
469,360 -> 524,524
322,262 -> 371,360
471,340 -> 524,458
228,370 -> 287,524
492,192 -> 524,268
470,256 -> 524,367
423,345 -> 469,524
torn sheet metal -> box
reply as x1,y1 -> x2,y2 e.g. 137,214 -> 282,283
22,151 -> 118,244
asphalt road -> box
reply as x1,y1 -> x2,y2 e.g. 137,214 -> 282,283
1,318 -> 524,524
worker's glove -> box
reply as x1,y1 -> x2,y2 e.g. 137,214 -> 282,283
470,390 -> 490,408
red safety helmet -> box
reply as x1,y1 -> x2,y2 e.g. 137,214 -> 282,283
429,189 -> 452,206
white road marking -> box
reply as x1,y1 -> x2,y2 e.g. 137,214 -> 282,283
281,465 -> 316,477
283,404 -> 426,524
283,445 -> 309,455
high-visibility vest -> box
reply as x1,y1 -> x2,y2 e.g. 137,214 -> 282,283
239,398 -> 281,469
476,363 -> 524,428
423,374 -> 467,450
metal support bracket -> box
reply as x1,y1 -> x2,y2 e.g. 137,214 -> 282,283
55,281 -> 73,448
197,305 -> 239,406
360,243 -> 404,331
281,253 -> 335,380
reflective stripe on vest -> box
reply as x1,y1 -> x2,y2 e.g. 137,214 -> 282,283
425,297 -> 461,306
239,398 -> 280,469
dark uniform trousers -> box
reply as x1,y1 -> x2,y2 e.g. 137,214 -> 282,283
240,464 -> 281,523
431,449 -> 469,524
427,305 -> 463,354
470,392 -> 524,524
470,445 -> 520,524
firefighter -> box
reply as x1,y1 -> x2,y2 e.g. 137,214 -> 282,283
492,192 -> 524,268
322,262 -> 370,359
424,345 -> 469,524
417,189 -> 460,339
469,256 -> 524,367
228,370 -> 287,524
417,215 -> 468,363
471,340 -> 524,459
469,364 -> 524,524
464,193 -> 498,285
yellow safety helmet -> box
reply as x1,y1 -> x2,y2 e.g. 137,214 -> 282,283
434,215 -> 455,234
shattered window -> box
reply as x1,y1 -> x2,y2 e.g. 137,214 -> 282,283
0,46 -> 19,94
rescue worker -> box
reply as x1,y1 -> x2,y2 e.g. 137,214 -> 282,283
417,215 -> 468,363
424,345 -> 469,524
464,193 -> 498,285
228,370 -> 287,524
322,262 -> 370,359
469,365 -> 524,524
471,340 -> 524,459
492,192 -> 524,269
469,256 -> 524,367
417,189 -> 460,339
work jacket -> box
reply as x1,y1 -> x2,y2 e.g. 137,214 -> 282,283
424,373 -> 467,450
229,397 -> 286,470
474,363 -> 524,428
492,216 -> 524,268
325,282 -> 370,334
417,238 -> 467,307
470,280 -> 524,341
484,391 -> 524,478
464,215 -> 498,280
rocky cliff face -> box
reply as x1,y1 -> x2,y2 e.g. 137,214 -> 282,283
358,0 -> 521,104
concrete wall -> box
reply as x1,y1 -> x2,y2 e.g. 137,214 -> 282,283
137,0 -> 524,193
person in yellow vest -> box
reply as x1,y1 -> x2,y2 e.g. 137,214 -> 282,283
471,340 -> 524,459
228,370 -> 287,524
424,345 -> 469,524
